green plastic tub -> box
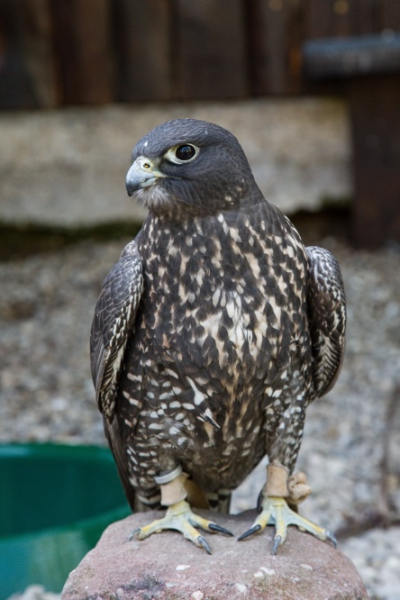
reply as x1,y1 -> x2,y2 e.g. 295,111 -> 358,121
0,443 -> 130,599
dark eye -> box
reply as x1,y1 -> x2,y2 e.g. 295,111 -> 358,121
175,144 -> 196,161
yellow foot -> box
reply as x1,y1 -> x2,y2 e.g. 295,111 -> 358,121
129,500 -> 233,554
238,496 -> 337,555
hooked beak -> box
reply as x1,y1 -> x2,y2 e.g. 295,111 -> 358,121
126,156 -> 166,196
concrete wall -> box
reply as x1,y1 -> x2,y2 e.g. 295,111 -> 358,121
0,98 -> 351,227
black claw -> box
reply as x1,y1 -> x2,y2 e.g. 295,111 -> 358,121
326,530 -> 338,548
208,523 -> 234,537
198,535 -> 212,555
272,535 -> 282,555
128,528 -> 140,542
237,524 -> 262,541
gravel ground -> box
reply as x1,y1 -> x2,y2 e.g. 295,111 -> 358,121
1,235 -> 400,600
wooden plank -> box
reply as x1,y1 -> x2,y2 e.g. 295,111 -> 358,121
247,0 -> 304,95
304,0 -> 345,39
0,0 -> 57,108
174,0 -> 248,100
112,0 -> 173,102
21,0 -> 58,107
50,0 -> 114,105
350,74 -> 400,248
380,0 -> 400,31
0,0 -> 35,109
304,0 -> 378,39
347,0 -> 381,35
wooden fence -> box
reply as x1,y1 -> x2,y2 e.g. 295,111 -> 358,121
1,0 -> 400,109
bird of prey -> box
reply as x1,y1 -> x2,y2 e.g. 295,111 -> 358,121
90,118 -> 346,554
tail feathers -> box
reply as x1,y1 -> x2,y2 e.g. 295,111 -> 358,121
103,419 -> 138,512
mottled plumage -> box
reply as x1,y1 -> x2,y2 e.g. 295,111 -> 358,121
90,119 -> 346,549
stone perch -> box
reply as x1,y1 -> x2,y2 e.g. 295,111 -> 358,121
61,510 -> 368,600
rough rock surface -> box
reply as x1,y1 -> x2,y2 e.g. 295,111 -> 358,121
62,510 -> 368,600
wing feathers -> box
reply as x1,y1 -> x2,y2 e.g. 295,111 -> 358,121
306,246 -> 346,399
90,240 -> 143,421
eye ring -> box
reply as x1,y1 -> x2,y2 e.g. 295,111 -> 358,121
164,143 -> 199,165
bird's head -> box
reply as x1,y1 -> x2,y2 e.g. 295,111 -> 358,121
126,119 -> 259,217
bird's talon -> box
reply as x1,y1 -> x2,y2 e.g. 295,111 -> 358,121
128,500 -> 229,553
326,530 -> 337,547
128,528 -> 141,542
198,535 -> 212,555
239,496 -> 336,553
237,523 -> 262,541
208,523 -> 234,536
273,534 -> 282,555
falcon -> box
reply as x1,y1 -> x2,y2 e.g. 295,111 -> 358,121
90,118 -> 346,554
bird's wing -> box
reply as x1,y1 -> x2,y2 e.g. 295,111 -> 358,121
90,240 -> 143,422
306,246 -> 346,399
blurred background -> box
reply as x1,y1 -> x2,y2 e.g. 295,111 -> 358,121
1,1 -> 400,599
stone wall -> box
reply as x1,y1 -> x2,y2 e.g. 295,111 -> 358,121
0,98 -> 351,228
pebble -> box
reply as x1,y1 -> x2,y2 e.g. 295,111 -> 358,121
259,567 -> 275,576
1,237 -> 400,600
235,583 -> 247,593
254,567 -> 276,578
5,586 -> 59,600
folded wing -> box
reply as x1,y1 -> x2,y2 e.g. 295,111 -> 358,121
90,240 -> 143,422
306,246 -> 346,399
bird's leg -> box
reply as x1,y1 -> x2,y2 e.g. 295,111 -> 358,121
238,463 -> 337,554
130,466 -> 233,553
